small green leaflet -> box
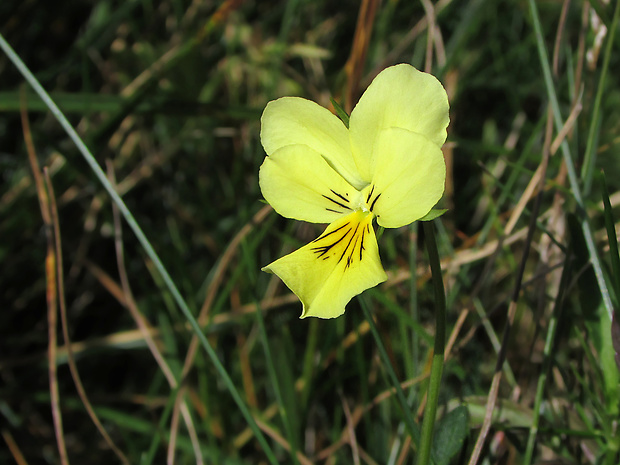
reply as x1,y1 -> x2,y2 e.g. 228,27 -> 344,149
418,209 -> 448,222
431,406 -> 469,465
330,98 -> 349,128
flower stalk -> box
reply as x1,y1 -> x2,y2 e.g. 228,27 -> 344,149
416,221 -> 446,465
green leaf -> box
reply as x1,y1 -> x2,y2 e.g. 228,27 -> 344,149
431,406 -> 469,465
447,397 -> 533,429
330,97 -> 349,128
418,209 -> 448,222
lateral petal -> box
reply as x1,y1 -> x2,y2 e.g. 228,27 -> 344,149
261,97 -> 365,189
349,64 -> 449,180
369,128 -> 446,229
259,144 -> 360,224
262,211 -> 387,319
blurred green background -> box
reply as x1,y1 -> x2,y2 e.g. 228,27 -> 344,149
1,0 -> 620,464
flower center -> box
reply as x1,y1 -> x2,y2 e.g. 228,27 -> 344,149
358,184 -> 382,213
310,210 -> 374,269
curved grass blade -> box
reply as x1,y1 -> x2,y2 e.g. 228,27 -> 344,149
0,32 -> 278,465
581,0 -> 620,193
528,0 -> 614,320
599,171 -> 620,304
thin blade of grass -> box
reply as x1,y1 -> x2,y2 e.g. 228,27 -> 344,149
45,165 -> 130,465
581,0 -> 620,193
22,91 -> 70,465
528,0 -> 613,318
1,430 -> 29,465
467,93 -> 554,465
245,240 -> 300,465
0,32 -> 278,465
599,171 -> 620,303
140,385 -> 183,465
344,0 -> 379,111
359,296 -> 421,448
527,0 -> 614,320
523,255 -> 572,465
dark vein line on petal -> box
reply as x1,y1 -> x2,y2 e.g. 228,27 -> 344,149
338,223 -> 359,264
322,194 -> 351,210
311,228 -> 351,258
312,222 -> 349,242
346,234 -> 361,269
330,189 -> 349,203
370,193 -> 382,212
366,185 -> 375,203
359,227 -> 366,261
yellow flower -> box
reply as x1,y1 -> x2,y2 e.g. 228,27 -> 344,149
259,64 -> 449,319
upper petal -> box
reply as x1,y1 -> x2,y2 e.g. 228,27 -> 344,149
259,144 -> 361,224
262,210 -> 387,318
261,97 -> 365,189
369,128 -> 446,229
348,64 -> 449,180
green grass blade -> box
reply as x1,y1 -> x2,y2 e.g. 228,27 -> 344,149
581,0 -> 620,193
359,295 -> 421,447
254,302 -> 300,464
523,256 -> 572,465
599,171 -> 620,304
140,385 -> 181,465
0,32 -> 278,465
527,0 -> 614,320
244,234 -> 300,464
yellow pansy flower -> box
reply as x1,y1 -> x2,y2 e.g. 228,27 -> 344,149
259,64 -> 449,319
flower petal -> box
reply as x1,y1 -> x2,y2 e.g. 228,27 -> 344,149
261,97 -> 365,189
349,64 -> 449,180
262,211 -> 387,318
369,128 -> 445,229
259,144 -> 361,223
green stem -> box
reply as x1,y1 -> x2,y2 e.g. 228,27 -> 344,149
0,33 -> 279,465
409,222 -> 420,379
581,0 -> 620,194
416,221 -> 447,465
359,297 -> 421,447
